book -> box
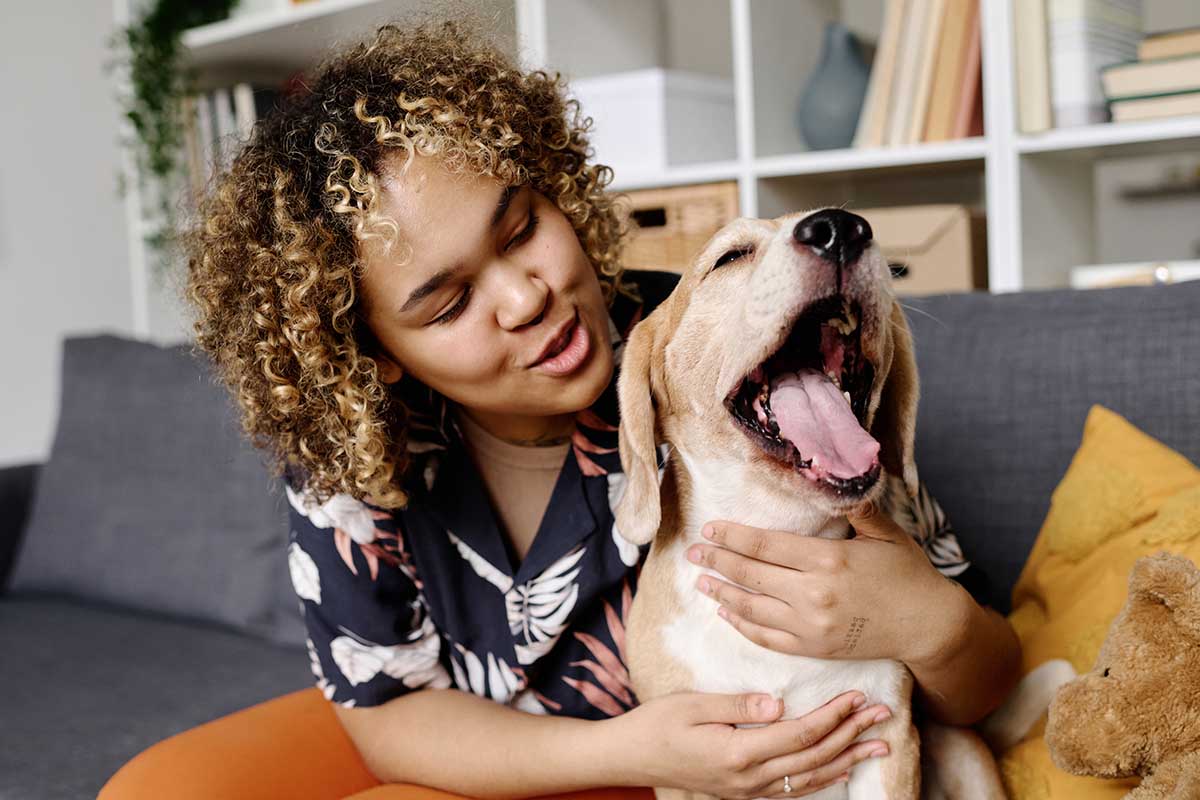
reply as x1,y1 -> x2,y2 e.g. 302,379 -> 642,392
1101,53 -> 1200,99
194,91 -> 215,184
885,0 -> 930,146
232,83 -> 257,142
1109,88 -> 1200,122
1138,26 -> 1200,61
1015,0 -> 1053,132
853,0 -> 908,149
951,13 -> 984,139
1047,0 -> 1143,127
212,87 -> 237,174
906,0 -> 948,144
924,0 -> 978,142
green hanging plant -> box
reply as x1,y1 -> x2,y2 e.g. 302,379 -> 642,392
108,0 -> 240,279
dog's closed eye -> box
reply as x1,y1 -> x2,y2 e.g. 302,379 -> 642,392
712,246 -> 754,271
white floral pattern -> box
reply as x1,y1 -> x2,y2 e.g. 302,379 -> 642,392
880,472 -> 970,577
286,484 -> 378,545
328,614 -> 452,691
507,545 -> 586,665
288,542 -> 321,604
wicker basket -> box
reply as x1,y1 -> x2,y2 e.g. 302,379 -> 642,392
615,181 -> 740,274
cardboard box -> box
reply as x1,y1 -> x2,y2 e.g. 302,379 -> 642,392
616,181 -> 740,274
855,204 -> 988,295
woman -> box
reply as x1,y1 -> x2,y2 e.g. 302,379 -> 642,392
101,8 -> 1019,800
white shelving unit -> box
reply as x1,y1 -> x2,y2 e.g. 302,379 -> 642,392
115,0 -> 1200,340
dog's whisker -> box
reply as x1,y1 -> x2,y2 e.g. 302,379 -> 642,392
897,301 -> 948,330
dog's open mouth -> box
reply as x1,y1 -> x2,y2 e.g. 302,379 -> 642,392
724,295 -> 880,495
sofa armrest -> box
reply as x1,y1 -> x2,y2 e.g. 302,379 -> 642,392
0,462 -> 41,595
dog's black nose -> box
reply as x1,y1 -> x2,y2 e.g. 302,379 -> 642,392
793,209 -> 872,265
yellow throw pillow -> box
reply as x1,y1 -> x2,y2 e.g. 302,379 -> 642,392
999,405 -> 1200,800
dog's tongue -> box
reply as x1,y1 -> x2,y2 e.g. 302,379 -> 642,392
769,370 -> 880,479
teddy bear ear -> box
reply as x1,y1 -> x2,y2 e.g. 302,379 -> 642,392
1129,551 -> 1200,642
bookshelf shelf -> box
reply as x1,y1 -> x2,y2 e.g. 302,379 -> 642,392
753,138 -> 988,179
1015,115 -> 1200,158
609,161 -> 743,193
180,0 -> 493,77
607,139 -> 988,192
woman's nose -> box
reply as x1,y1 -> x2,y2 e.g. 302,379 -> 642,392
494,264 -> 549,331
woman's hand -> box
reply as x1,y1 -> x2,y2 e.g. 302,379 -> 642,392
687,500 -> 967,668
609,689 -> 892,798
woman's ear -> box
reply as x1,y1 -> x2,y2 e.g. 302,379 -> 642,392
870,300 -> 919,498
375,352 -> 404,384
614,315 -> 665,546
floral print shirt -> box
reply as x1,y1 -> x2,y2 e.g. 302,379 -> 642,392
283,269 -> 992,719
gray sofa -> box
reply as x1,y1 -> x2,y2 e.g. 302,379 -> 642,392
2,280 -> 1198,799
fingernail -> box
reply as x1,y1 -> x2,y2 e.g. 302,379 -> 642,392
851,694 -> 866,709
874,709 -> 891,723
870,745 -> 888,758
702,525 -> 715,539
759,697 -> 780,714
688,547 -> 702,563
837,772 -> 850,783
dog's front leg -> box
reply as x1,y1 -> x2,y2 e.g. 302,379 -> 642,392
846,702 -> 921,800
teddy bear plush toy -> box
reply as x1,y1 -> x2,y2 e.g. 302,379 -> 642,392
1044,551 -> 1200,799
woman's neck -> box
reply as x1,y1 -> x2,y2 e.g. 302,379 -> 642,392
454,404 -> 576,447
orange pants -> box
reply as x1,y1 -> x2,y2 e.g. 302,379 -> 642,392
99,687 -> 656,800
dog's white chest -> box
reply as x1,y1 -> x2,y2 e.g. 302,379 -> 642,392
659,535 -> 908,717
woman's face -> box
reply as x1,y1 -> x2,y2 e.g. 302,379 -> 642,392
356,151 -> 614,443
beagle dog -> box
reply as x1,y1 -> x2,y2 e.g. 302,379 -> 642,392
612,209 -> 1021,799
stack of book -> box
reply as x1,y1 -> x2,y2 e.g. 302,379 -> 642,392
853,0 -> 983,149
1015,0 -> 1143,133
180,82 -> 282,206
1102,27 -> 1200,123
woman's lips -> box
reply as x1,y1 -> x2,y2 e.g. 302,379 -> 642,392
531,311 -> 591,376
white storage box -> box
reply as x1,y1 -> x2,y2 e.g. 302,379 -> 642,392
567,67 -> 736,177
1070,259 -> 1200,289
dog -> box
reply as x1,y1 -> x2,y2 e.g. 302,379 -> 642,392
612,208 -> 1029,799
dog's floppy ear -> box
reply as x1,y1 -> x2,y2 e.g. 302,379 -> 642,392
614,314 -> 666,546
871,300 -> 919,498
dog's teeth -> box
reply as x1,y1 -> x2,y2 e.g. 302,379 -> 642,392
842,390 -> 852,406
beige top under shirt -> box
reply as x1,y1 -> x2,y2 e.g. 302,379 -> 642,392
453,407 -> 572,566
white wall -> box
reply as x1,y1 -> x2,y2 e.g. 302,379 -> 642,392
0,2 -> 134,468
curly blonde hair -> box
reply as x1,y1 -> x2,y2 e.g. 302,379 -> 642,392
184,6 -> 638,511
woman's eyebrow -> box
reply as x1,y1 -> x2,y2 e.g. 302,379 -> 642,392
399,183 -> 522,314
400,265 -> 460,314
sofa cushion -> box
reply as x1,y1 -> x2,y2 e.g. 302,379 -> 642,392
996,404 -> 1200,799
0,595 -> 310,800
9,335 -> 305,647
903,281 -> 1200,612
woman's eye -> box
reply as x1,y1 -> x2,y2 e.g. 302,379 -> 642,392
433,285 -> 471,325
508,210 -> 540,250
713,246 -> 753,271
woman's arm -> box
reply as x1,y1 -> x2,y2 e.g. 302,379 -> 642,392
336,683 -> 893,800
903,577 -> 1023,727
337,688 -> 625,799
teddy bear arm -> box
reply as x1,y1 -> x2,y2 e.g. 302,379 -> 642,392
1122,752 -> 1200,800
